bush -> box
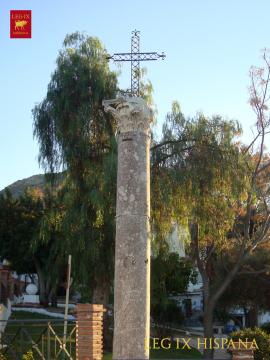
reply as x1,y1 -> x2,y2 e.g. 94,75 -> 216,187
164,300 -> 185,324
22,351 -> 34,360
151,299 -> 184,325
230,327 -> 270,360
0,350 -> 34,360
262,323 -> 270,334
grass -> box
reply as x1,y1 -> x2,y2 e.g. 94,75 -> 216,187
150,346 -> 203,359
8,310 -> 57,321
103,342 -> 203,359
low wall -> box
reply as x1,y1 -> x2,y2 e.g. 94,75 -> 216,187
12,306 -> 75,320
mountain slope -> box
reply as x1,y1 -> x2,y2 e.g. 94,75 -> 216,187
1,174 -> 46,198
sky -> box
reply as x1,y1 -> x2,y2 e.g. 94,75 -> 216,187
0,0 -> 269,190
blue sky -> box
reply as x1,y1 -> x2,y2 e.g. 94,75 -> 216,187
0,0 -> 269,190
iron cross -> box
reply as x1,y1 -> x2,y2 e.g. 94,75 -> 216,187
107,30 -> 165,97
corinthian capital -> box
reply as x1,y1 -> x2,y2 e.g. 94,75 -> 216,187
102,97 -> 153,135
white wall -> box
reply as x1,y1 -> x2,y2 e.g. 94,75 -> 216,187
167,223 -> 188,258
258,311 -> 270,326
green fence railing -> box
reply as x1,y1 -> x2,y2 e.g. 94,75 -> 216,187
0,319 -> 76,360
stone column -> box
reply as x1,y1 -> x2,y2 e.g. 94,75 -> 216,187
103,97 -> 152,360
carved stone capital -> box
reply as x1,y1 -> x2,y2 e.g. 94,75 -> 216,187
102,97 -> 153,135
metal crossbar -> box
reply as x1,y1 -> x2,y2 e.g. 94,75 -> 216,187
48,324 -> 74,359
107,29 -> 165,97
108,52 -> 165,61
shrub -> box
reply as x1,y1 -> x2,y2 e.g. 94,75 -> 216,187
0,350 -> 34,360
164,300 -> 185,324
262,323 -> 270,334
22,351 -> 34,360
151,299 -> 184,325
230,327 -> 270,360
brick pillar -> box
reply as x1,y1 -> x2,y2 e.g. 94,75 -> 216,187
231,342 -> 254,360
76,304 -> 105,360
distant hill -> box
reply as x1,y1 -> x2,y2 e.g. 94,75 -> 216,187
1,174 -> 46,198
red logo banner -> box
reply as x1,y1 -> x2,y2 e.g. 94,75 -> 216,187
10,10 -> 32,38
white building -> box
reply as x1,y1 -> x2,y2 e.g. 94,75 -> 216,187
166,224 -> 204,318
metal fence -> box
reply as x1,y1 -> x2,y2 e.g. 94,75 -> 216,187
0,319 -> 76,360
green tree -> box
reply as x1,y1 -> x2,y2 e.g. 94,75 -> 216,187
33,32 -> 118,303
151,251 -> 196,326
0,189 -> 40,275
151,51 -> 270,359
218,245 -> 270,327
0,188 -> 65,305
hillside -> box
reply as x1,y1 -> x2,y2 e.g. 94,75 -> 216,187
1,174 -> 46,198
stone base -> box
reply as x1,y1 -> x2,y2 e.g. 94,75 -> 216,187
231,342 -> 254,360
23,294 -> 40,304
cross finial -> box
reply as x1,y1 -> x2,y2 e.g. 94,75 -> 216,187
107,30 -> 165,97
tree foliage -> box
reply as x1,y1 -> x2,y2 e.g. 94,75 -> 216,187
33,33 -> 119,302
151,51 -> 270,359
218,245 -> 270,325
33,32 -> 118,175
0,188 -> 66,305
151,102 -> 246,248
0,189 -> 42,274
151,251 -> 196,327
